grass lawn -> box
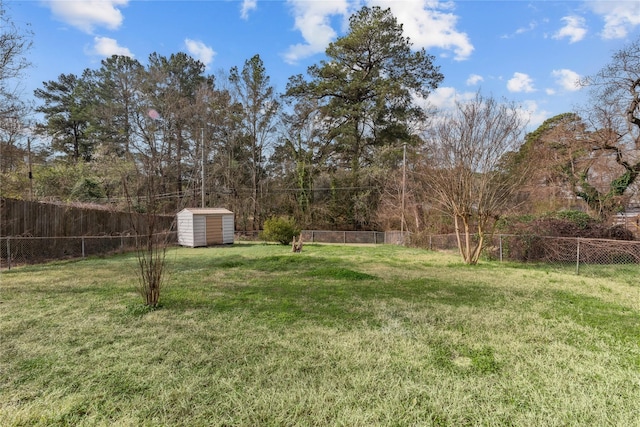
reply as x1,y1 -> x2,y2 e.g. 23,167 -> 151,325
1,243 -> 639,426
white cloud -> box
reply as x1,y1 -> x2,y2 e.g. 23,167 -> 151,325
283,0 -> 473,64
466,74 -> 483,86
501,20 -> 541,39
519,100 -> 550,129
516,21 -> 538,35
283,0 -> 350,64
370,0 -> 473,60
240,0 -> 257,20
419,88 -> 547,131
589,1 -> 640,39
551,69 -> 581,91
45,0 -> 128,33
92,36 -> 133,58
553,16 -> 587,43
424,88 -> 546,131
507,72 -> 536,93
425,86 -> 458,111
185,39 -> 216,68
425,86 -> 476,112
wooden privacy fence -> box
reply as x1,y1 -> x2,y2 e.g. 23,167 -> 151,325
0,197 -> 174,237
0,232 -> 177,269
0,198 -> 177,269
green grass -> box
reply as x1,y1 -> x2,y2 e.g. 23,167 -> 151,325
1,243 -> 639,426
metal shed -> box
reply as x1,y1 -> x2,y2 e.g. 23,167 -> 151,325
177,208 -> 234,247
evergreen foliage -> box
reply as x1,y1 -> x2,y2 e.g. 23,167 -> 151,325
260,216 -> 301,245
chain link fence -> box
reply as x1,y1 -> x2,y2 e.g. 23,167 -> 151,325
2,230 -> 638,275
301,230 -> 386,245
0,233 -> 177,269
412,233 -> 640,274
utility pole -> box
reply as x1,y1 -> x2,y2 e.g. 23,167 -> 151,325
401,141 -> 406,241
201,127 -> 205,208
27,136 -> 33,200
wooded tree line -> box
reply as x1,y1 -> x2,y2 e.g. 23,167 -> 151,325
4,7 -> 447,232
2,3 -> 640,253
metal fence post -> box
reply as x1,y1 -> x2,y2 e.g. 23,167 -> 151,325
82,237 -> 85,259
7,237 -> 11,270
576,238 -> 580,275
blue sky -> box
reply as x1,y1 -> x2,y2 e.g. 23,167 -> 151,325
10,0 -> 640,130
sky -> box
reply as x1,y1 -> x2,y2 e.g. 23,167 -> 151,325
8,0 -> 640,131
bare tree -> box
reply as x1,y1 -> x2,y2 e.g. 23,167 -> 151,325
230,54 -> 279,230
574,37 -> 640,217
514,113 -> 589,214
0,0 -> 33,198
0,0 -> 32,120
420,93 -> 528,264
123,107 -> 173,308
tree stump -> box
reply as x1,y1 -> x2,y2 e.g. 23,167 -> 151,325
291,234 -> 303,252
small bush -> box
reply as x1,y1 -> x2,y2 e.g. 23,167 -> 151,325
260,216 -> 301,245
554,210 -> 593,229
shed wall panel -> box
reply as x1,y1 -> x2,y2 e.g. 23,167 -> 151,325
193,216 -> 207,247
206,215 -> 223,245
222,214 -> 235,244
177,212 -> 194,247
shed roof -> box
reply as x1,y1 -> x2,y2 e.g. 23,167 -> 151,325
179,208 -> 233,215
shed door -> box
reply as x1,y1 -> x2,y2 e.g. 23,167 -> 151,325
205,215 -> 223,245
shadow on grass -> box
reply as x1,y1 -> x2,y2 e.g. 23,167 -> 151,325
173,252 -> 377,278
549,290 -> 640,345
163,249 -> 511,330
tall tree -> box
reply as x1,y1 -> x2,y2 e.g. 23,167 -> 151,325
270,96 -> 331,226
34,72 -> 94,162
89,55 -> 145,157
0,0 -> 32,120
145,53 -> 208,201
515,38 -> 640,219
194,72 -> 249,217
0,0 -> 33,198
514,113 -> 588,213
286,6 -> 443,228
0,114 -> 23,173
574,36 -> 640,217
230,54 -> 279,230
420,93 -> 528,265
